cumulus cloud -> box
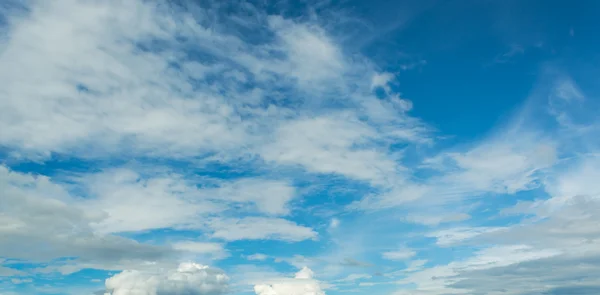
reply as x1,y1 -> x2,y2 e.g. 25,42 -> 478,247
105,262 -> 228,295
254,267 -> 325,295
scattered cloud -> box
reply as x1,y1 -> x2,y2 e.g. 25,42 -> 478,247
382,247 -> 416,261
207,217 -> 317,242
9,278 -> 32,285
329,218 -> 340,230
246,254 -> 269,261
403,213 -> 471,226
427,227 -> 506,247
335,273 -> 372,283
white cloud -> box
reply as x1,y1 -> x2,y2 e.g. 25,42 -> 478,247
544,156 -> 600,201
208,217 -> 317,242
388,74 -> 600,295
9,278 -> 32,284
353,130 -> 557,211
5,1 -> 598,294
206,179 -> 296,216
403,213 -> 470,226
79,169 -> 222,234
329,218 -> 340,230
247,254 -> 269,261
440,136 -> 557,196
427,227 -> 505,247
404,260 -> 428,273
382,247 -> 416,261
371,72 -> 394,93
349,183 -> 428,210
417,191 -> 600,295
254,267 -> 325,295
0,164 -> 313,277
67,168 -> 302,235
261,114 -> 398,184
0,0 -> 251,159
0,265 -> 23,277
396,140 -> 600,294
0,0 -> 423,167
105,262 -> 228,295
0,165 -> 174,272
395,245 -> 562,295
267,16 -> 345,87
335,273 -> 372,282
553,77 -> 584,102
229,264 -> 285,288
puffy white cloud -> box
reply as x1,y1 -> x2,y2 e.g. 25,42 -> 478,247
254,267 -> 325,295
105,262 -> 228,295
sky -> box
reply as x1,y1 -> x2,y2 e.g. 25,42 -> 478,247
1,0 -> 600,294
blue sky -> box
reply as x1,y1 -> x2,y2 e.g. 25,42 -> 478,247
1,0 -> 600,294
